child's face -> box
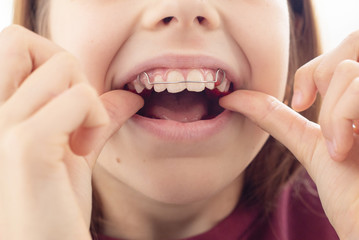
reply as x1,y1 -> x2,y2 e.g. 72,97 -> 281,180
49,0 -> 290,203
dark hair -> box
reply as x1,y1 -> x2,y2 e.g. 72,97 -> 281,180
13,0 -> 48,36
12,0 -> 321,239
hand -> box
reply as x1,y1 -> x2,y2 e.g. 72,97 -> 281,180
0,25 -> 143,240
219,31 -> 359,240
293,30 -> 359,162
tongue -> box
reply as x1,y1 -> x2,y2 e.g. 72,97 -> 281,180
141,91 -> 208,122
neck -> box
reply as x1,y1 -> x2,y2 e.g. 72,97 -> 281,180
92,165 -> 243,240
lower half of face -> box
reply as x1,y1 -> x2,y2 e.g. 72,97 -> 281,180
95,113 -> 269,204
49,0 -> 290,204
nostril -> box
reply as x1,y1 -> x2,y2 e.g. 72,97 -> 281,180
197,16 -> 205,24
160,16 -> 210,27
162,16 -> 174,24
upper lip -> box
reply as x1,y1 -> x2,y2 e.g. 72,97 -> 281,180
111,54 -> 240,90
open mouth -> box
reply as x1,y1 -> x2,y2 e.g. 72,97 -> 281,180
124,68 -> 232,123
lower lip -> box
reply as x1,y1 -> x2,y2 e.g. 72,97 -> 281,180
130,110 -> 232,141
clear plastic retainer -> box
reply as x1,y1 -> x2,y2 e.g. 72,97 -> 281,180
137,69 -> 226,86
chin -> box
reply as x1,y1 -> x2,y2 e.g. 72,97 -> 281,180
119,155 -> 245,205
96,117 -> 268,206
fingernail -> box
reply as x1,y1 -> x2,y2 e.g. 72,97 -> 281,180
292,90 -> 303,109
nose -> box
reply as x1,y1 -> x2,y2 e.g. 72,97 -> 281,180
141,0 -> 221,30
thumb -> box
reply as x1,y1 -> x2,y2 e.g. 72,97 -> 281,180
100,90 -> 144,131
219,90 -> 320,168
74,90 -> 144,165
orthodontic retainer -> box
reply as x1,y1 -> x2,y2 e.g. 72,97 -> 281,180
137,69 -> 226,86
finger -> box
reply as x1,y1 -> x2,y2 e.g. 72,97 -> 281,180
219,90 -> 320,169
84,90 -> 144,164
100,90 -> 144,128
293,31 -> 359,111
319,60 -> 359,160
0,52 -> 87,124
0,25 -> 63,103
24,83 -> 109,156
326,77 -> 359,161
292,55 -> 323,112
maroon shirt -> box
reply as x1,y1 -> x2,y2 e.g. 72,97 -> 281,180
98,173 -> 339,240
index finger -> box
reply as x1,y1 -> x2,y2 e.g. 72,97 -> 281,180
292,30 -> 359,112
0,25 -> 63,102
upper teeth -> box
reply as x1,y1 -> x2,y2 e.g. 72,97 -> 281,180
128,69 -> 230,94
186,70 -> 206,92
166,71 -> 186,93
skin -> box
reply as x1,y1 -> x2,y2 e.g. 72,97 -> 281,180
0,0 -> 358,240
48,0 -> 289,239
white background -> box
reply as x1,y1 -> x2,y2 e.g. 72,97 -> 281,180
0,0 -> 13,32
1,0 -> 359,52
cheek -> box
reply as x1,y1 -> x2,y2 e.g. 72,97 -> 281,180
225,4 -> 290,100
252,26 -> 290,100
48,2 -> 137,93
248,28 -> 290,100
